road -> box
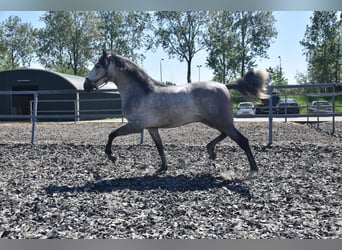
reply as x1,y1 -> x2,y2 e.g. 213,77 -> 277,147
234,115 -> 342,123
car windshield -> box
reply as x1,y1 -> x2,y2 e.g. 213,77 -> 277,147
313,101 -> 329,105
278,99 -> 296,104
239,103 -> 253,109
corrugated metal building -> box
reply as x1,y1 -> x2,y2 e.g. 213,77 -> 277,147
0,68 -> 121,120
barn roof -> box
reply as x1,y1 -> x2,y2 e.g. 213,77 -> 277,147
51,71 -> 85,90
48,70 -> 117,90
51,71 -> 117,90
0,68 -> 117,90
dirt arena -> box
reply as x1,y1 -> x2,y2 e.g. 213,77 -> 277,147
0,120 -> 341,238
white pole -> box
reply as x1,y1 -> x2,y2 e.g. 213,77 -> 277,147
31,92 -> 38,144
197,65 -> 202,81
160,58 -> 164,83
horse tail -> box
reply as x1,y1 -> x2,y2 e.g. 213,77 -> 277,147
227,69 -> 269,100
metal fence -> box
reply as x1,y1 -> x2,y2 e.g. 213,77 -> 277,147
0,89 -> 123,144
1,85 -> 341,145
265,83 -> 342,146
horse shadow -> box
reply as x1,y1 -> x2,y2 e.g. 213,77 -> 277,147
44,173 -> 252,199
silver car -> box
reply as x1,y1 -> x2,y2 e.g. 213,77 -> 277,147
236,102 -> 256,116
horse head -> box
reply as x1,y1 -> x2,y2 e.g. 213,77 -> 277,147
84,50 -> 111,92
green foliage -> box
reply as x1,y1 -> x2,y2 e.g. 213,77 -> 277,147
36,11 -> 100,76
233,12 -> 278,77
205,11 -> 277,83
267,66 -> 288,86
2,10 -> 340,87
0,16 -> 36,69
295,71 -> 309,84
97,11 -> 152,63
300,11 -> 342,84
205,11 -> 239,83
153,11 -> 209,83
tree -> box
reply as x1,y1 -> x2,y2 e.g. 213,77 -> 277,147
36,11 -> 100,75
233,11 -> 278,77
0,16 -> 36,69
295,71 -> 309,85
0,27 -> 3,54
300,11 -> 342,84
266,66 -> 288,86
153,11 -> 209,83
205,11 -> 240,84
97,11 -> 152,63
205,11 -> 277,82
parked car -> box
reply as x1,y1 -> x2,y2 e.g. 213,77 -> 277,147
255,91 -> 280,114
276,98 -> 300,114
308,100 -> 331,113
236,102 -> 255,116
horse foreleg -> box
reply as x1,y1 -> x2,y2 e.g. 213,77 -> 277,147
105,123 -> 142,163
225,126 -> 258,179
206,132 -> 227,160
148,128 -> 168,175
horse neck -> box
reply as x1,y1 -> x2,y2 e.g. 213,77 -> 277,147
111,70 -> 152,102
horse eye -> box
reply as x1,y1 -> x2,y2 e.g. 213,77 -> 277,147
95,64 -> 100,69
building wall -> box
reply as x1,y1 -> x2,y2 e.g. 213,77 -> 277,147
0,69 -> 121,120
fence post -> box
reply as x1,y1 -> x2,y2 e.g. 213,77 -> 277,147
76,91 -> 80,122
332,85 -> 336,134
31,92 -> 38,145
284,94 -> 288,123
30,100 -> 33,123
316,101 -> 320,130
306,94 -> 309,125
268,86 -> 273,146
140,130 -> 144,144
74,100 -> 77,124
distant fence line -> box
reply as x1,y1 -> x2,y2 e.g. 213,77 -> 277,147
0,89 -> 122,144
0,89 -> 123,120
0,85 -> 341,145
266,83 -> 341,146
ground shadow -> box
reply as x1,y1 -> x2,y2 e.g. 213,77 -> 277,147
44,174 -> 252,199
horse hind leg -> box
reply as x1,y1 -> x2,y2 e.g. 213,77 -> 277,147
148,128 -> 168,175
224,126 -> 258,179
206,132 -> 227,160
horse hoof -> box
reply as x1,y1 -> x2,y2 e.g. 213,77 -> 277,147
209,151 -> 216,160
245,170 -> 257,180
154,168 -> 167,176
107,154 -> 119,165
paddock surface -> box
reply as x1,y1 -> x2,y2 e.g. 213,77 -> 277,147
0,121 -> 341,239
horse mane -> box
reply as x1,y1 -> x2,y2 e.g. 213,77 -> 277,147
110,54 -> 163,93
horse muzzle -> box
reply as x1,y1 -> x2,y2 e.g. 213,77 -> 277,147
84,78 -> 94,92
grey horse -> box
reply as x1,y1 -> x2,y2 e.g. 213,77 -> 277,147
84,50 -> 269,178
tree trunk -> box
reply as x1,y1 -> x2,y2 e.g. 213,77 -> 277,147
187,59 -> 192,83
240,12 -> 247,77
223,53 -> 226,84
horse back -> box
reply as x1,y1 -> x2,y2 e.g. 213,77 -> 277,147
140,82 -> 233,128
190,81 -> 232,109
